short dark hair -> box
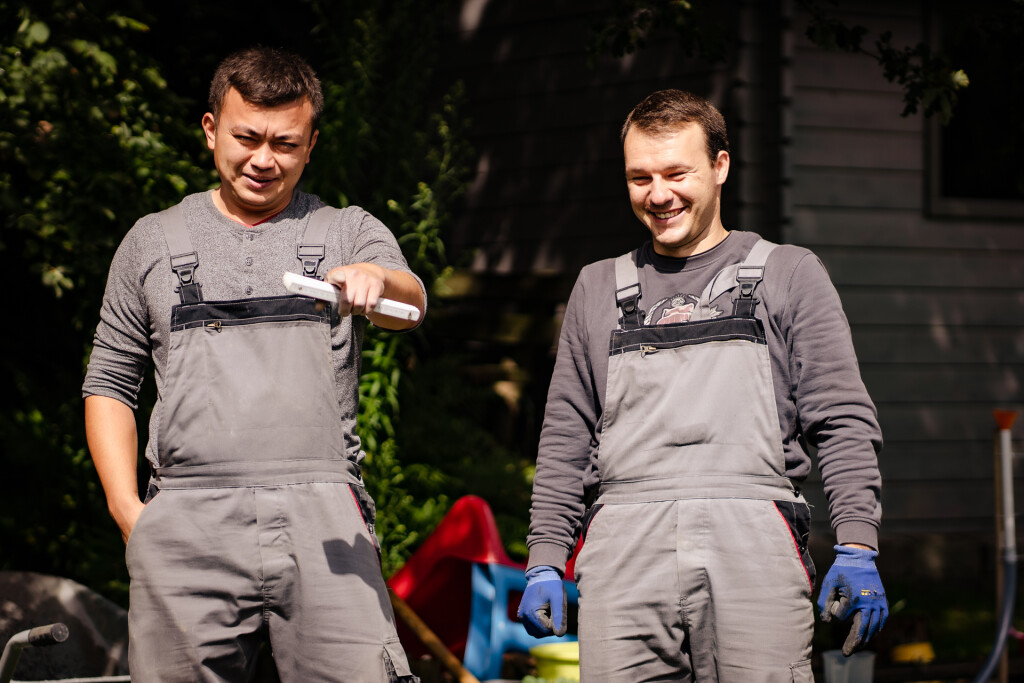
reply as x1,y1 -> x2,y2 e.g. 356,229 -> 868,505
621,89 -> 729,163
208,46 -> 324,130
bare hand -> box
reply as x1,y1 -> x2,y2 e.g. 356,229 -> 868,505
114,497 -> 146,545
324,263 -> 387,318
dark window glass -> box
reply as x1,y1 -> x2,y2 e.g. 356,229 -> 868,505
938,2 -> 1024,202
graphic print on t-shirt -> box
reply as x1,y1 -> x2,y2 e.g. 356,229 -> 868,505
644,293 -> 723,326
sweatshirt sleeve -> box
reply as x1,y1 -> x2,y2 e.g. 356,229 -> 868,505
82,225 -> 152,409
347,208 -> 428,329
526,271 -> 600,573
785,253 -> 883,548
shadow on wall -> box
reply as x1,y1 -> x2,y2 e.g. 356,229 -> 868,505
438,0 -> 741,275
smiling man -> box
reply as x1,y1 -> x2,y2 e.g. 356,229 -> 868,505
83,47 -> 421,682
518,90 -> 888,682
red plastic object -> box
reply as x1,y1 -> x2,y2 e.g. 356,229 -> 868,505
387,496 -> 521,659
387,495 -> 583,659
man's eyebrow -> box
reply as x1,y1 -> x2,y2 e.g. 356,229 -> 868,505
626,162 -> 692,175
229,125 -> 304,142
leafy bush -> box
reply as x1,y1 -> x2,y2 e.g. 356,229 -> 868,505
0,0 -> 212,603
0,0 -> 482,599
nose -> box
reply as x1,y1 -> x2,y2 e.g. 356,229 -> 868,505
648,176 -> 672,206
250,143 -> 274,170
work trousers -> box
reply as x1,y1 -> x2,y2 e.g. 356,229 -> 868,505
574,498 -> 814,682
127,481 -> 413,682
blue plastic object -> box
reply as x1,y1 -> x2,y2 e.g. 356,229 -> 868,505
462,563 -> 579,681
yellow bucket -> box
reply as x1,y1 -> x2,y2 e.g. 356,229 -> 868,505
891,642 -> 935,664
890,642 -> 939,683
529,641 -> 580,681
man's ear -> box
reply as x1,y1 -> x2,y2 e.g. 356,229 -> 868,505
714,150 -> 730,186
201,112 -> 217,151
306,128 -> 319,164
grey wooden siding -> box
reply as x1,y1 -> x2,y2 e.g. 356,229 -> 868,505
783,1 -> 1024,541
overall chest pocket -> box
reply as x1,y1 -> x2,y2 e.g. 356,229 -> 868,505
198,316 -> 334,431
160,297 -> 336,464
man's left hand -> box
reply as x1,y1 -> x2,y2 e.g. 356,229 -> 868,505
817,544 -> 888,655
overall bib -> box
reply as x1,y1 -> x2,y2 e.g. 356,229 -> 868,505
126,205 -> 415,682
573,240 -> 814,683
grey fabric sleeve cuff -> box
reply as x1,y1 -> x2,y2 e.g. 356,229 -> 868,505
81,388 -> 140,412
834,520 -> 879,551
526,542 -> 571,575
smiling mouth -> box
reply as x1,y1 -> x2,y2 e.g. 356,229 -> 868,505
245,174 -> 277,187
651,208 -> 684,220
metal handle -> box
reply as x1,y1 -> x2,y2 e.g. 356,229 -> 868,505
0,623 -> 70,683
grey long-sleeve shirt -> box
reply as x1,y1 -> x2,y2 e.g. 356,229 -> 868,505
526,231 -> 882,573
83,190 -> 424,469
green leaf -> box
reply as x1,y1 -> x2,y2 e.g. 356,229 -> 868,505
107,13 -> 150,32
25,21 -> 50,47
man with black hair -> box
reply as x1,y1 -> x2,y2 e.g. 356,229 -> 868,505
518,89 -> 888,682
84,46 -> 421,682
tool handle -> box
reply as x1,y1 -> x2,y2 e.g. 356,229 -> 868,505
388,589 -> 480,683
28,623 -> 69,647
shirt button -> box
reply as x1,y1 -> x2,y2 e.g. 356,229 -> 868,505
245,233 -> 255,241
245,257 -> 253,266
244,286 -> 253,296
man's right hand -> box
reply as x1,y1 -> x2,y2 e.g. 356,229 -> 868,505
85,395 -> 143,545
112,497 -> 146,544
517,566 -> 568,637
817,544 -> 888,655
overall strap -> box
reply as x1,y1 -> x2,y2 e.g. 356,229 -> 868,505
732,238 -> 776,316
697,238 -> 777,317
614,251 -> 643,330
297,205 -> 335,278
158,204 -> 202,304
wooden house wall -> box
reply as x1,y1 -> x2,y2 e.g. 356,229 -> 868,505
781,1 -> 1024,574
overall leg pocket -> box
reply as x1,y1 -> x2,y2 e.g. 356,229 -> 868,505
790,658 -> 813,683
773,499 -> 815,590
349,484 -> 382,563
383,637 -> 419,682
579,503 -> 604,544
125,489 -> 168,570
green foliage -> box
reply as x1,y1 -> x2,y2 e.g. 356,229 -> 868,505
798,0 -> 969,123
588,0 -> 969,123
396,357 -> 536,562
588,0 -> 727,64
0,0 -> 211,603
0,1 -> 212,307
298,0 -> 476,576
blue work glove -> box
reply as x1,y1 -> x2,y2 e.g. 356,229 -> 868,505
817,544 -> 889,656
517,566 -> 567,637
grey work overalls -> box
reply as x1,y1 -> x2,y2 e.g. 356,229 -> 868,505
125,205 -> 416,682
573,240 -> 815,683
